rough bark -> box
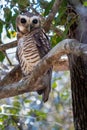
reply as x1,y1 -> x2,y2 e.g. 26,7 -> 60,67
69,54 -> 87,129
68,1 -> 87,129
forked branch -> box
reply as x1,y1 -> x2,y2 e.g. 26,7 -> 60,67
0,39 -> 86,99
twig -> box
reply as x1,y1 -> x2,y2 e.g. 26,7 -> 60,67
0,40 -> 17,51
43,0 -> 61,32
3,51 -> 13,66
50,26 -> 63,37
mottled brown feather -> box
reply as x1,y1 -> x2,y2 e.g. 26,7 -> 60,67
16,12 -> 52,102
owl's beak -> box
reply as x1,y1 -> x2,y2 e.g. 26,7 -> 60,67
28,25 -> 30,32
28,24 -> 33,32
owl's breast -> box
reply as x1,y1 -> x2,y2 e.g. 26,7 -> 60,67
17,34 -> 40,76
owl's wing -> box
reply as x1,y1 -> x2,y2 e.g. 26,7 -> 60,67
16,39 -> 22,65
33,29 -> 51,58
16,48 -> 19,62
33,29 -> 52,102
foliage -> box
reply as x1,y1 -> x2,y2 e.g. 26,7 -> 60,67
1,0 -> 86,129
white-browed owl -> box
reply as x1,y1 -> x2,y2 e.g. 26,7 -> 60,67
16,12 -> 52,102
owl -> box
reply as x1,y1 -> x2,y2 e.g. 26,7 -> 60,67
16,12 -> 52,102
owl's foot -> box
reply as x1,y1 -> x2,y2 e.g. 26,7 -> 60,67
37,87 -> 50,102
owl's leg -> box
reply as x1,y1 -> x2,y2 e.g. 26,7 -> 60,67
37,83 -> 51,102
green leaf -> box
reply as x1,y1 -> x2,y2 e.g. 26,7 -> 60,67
60,90 -> 69,101
44,0 -> 55,16
29,110 -> 47,120
4,7 -> 12,22
83,1 -> 87,6
39,0 -> 49,10
13,101 -> 21,108
24,99 -> 32,103
6,30 -> 11,38
18,0 -> 30,10
11,0 -> 18,5
63,17 -> 77,38
52,81 -> 57,89
0,20 -> 4,33
0,52 -> 5,62
55,8 -> 67,25
55,0 -> 67,25
11,12 -> 19,30
51,34 -> 62,47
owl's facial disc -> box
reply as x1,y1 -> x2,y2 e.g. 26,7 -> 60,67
17,15 -> 41,33
16,15 -> 29,34
28,16 -> 40,32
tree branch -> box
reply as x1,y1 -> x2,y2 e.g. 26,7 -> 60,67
3,51 -> 13,66
43,0 -> 61,32
53,59 -> 69,71
0,59 -> 69,87
50,26 -> 63,37
0,40 -> 17,51
0,39 -> 86,99
0,65 -> 22,86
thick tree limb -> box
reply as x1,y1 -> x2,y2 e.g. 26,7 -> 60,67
0,39 -> 87,99
0,59 -> 69,87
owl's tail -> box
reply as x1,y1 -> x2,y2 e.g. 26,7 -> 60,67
37,68 -> 52,102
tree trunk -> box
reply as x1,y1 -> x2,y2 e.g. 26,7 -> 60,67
68,3 -> 87,130
68,54 -> 87,129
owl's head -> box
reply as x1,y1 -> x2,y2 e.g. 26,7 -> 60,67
16,12 -> 41,35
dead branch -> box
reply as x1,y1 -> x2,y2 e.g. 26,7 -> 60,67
0,40 -> 17,51
3,51 -> 13,66
0,65 -> 22,86
0,39 -> 86,99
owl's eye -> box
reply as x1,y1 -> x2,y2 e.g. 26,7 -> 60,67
21,18 -> 26,24
32,19 -> 38,24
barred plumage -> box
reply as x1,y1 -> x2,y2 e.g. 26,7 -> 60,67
16,12 -> 52,102
17,31 -> 40,75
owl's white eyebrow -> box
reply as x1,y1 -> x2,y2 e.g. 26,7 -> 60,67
30,16 -> 40,24
30,16 -> 39,20
20,15 -> 29,20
